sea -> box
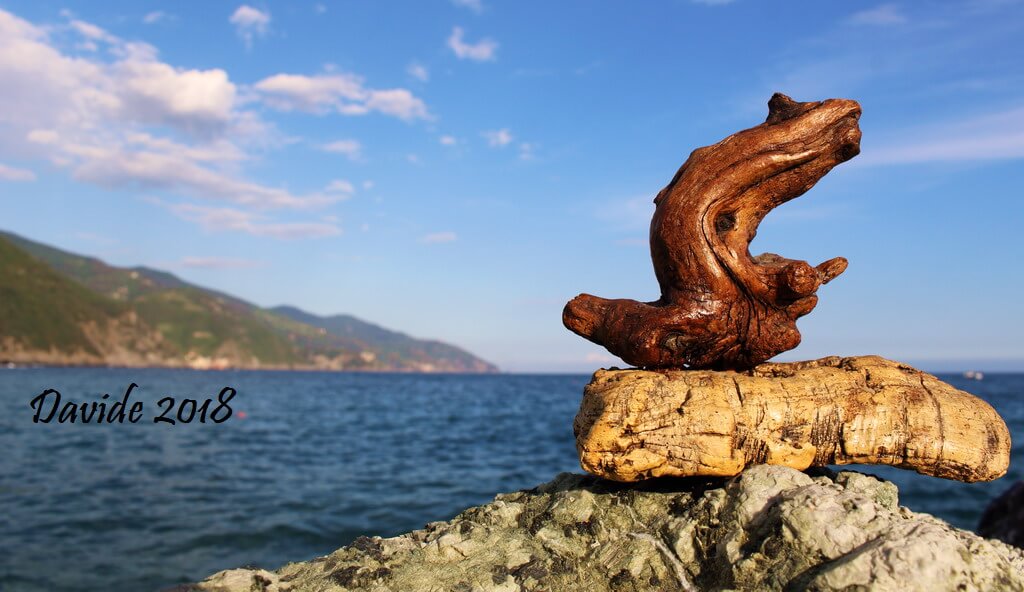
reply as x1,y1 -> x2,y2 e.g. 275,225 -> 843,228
1,368 -> 1021,592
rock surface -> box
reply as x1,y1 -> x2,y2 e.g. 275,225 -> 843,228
191,465 -> 1024,592
576,356 -> 1010,483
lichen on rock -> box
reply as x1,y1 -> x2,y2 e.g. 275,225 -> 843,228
190,465 -> 1024,592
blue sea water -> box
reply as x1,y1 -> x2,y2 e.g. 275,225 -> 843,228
0,368 -> 1021,592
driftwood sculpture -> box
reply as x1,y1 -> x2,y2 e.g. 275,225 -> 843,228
564,93 -> 861,370
574,356 -> 1011,483
565,94 -> 1012,484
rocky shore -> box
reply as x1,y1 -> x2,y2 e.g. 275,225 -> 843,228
189,465 -> 1024,592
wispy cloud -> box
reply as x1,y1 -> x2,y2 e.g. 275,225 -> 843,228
482,128 -> 513,147
166,202 -> 341,239
407,62 -> 429,82
0,162 -> 35,181
859,105 -> 1024,165
3,12 -> 239,138
32,131 -> 335,209
448,27 -> 497,61
229,5 -> 271,47
69,19 -> 118,46
255,72 -> 429,120
847,4 -> 907,26
325,179 -> 356,195
180,256 -> 263,269
439,135 -> 458,146
452,0 -> 484,12
518,142 -> 535,160
731,7 -> 981,119
422,231 -> 457,244
0,8 -> 348,237
142,11 -> 168,25
0,11 -> 312,202
321,139 -> 363,160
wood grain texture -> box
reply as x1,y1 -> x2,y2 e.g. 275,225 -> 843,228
564,94 -> 860,370
574,356 -> 1010,483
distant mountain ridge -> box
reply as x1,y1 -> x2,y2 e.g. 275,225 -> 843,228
0,230 -> 497,373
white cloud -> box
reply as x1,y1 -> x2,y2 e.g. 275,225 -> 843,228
447,27 -> 497,61
848,4 -> 907,26
142,11 -> 167,25
166,203 -> 341,239
60,133 -> 336,209
0,8 -> 338,237
407,62 -> 429,82
69,19 -> 117,44
0,162 -> 35,181
365,89 -> 430,120
406,153 -> 421,164
325,179 -> 355,195
229,5 -> 270,47
452,0 -> 483,12
0,11 -> 239,139
115,59 -> 237,134
439,135 -> 457,146
255,72 -> 363,111
314,3 -> 327,14
482,128 -> 513,147
859,105 -> 1024,165
362,180 -> 374,190
181,256 -> 262,269
254,72 -> 429,120
321,139 -> 362,160
422,231 -> 457,244
518,142 -> 534,160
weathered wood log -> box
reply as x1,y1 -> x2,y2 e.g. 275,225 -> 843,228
574,356 -> 1010,483
564,93 -> 861,370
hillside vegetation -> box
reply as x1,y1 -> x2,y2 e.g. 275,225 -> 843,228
0,231 -> 497,372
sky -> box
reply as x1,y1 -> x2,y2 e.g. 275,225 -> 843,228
0,1 -> 1022,373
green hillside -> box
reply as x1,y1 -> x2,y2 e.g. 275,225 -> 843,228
272,306 -> 498,373
0,231 -> 497,372
0,237 -> 121,356
1,230 -> 303,366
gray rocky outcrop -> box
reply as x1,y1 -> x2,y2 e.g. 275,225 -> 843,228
191,465 -> 1024,592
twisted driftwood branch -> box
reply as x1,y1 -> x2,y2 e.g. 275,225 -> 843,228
574,356 -> 1010,483
564,94 -> 861,370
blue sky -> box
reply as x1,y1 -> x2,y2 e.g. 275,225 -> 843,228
0,1 -> 1022,372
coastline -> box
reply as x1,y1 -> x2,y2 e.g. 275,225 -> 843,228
0,360 -> 501,373
0,345 -> 499,373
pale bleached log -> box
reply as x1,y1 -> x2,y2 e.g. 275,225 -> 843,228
574,356 -> 1010,483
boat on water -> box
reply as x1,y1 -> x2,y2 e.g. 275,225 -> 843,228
963,370 -> 984,380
